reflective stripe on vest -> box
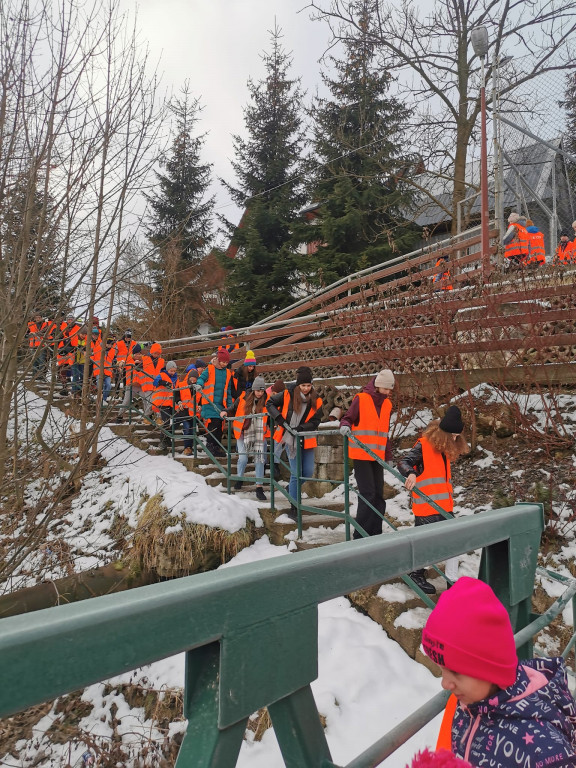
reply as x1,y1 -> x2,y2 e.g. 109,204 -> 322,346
116,339 -> 135,361
411,436 -> 453,517
141,356 -> 165,391
349,393 -> 392,462
504,224 -> 529,259
91,343 -> 115,378
177,380 -> 200,417
57,352 -> 74,366
526,231 -> 545,264
273,390 -> 322,449
28,322 -> 47,347
151,372 -> 176,409
201,364 -> 233,409
232,392 -> 269,439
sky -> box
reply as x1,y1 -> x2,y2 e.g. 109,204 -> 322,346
122,0 -> 334,231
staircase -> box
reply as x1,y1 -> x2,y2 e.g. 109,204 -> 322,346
23,375 -> 441,674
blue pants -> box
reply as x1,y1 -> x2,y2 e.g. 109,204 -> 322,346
71,363 -> 84,394
287,447 -> 315,502
236,436 -> 265,485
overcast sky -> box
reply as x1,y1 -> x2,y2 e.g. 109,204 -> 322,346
122,0 -> 333,232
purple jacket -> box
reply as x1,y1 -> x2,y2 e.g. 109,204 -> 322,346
451,657 -> 576,767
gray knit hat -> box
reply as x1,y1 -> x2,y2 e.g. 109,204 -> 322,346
166,361 -> 177,370
252,375 -> 267,391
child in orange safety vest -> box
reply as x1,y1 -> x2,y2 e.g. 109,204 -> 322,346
397,406 -> 469,595
266,366 -> 323,520
172,365 -> 201,456
226,375 -> 269,502
151,360 -> 179,449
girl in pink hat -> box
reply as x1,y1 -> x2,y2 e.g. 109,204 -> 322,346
422,577 -> 576,767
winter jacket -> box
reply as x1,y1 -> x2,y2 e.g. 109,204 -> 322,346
232,365 -> 256,399
266,383 -> 323,448
451,657 -> 576,768
197,363 -> 234,420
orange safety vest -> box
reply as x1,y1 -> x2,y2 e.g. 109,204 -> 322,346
57,349 -> 74,366
115,338 -> 136,362
504,223 -> 530,261
432,259 -> 453,290
63,323 -> 81,347
273,389 -> 323,449
436,694 -> 458,751
200,364 -> 234,409
177,379 -> 201,418
125,357 -> 145,387
526,230 -> 545,265
151,372 -> 177,410
232,391 -> 269,439
91,342 -> 116,378
45,320 -> 58,345
411,436 -> 453,517
141,356 -> 165,391
348,393 -> 392,462
554,240 -> 575,264
218,334 -> 240,352
28,321 -> 47,347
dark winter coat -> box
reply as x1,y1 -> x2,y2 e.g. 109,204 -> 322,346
397,441 -> 449,480
451,657 -> 576,768
266,383 -> 322,435
233,365 -> 257,399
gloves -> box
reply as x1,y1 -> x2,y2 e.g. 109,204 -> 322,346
193,383 -> 202,393
339,425 -> 351,436
276,416 -> 287,427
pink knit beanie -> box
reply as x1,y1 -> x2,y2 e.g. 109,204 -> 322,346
422,577 -> 517,688
408,749 -> 472,768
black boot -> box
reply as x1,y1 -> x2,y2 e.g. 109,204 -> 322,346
234,480 -> 243,491
255,487 -> 266,502
409,571 -> 436,595
286,504 -> 298,522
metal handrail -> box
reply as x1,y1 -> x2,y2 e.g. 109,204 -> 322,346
0,503 -> 544,768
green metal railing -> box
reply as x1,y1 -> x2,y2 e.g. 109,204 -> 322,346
118,385 -> 461,608
0,503 -> 548,767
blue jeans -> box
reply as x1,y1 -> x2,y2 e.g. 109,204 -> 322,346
287,447 -> 315,502
71,363 -> 83,393
102,375 -> 111,402
236,436 -> 265,485
176,415 -> 193,450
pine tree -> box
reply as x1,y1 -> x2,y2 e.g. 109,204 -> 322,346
146,84 -> 214,334
562,72 -> 576,197
307,0 -> 418,287
218,24 -> 307,327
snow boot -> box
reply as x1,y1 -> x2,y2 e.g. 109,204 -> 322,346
234,480 -> 243,491
255,487 -> 266,502
409,571 -> 436,595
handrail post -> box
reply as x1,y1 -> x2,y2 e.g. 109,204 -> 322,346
269,435 -> 275,509
128,365 -> 133,426
296,433 -> 303,538
171,389 -> 176,458
343,434 -> 350,542
226,418 -> 232,495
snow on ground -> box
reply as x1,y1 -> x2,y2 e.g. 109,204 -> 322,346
5,383 -> 576,765
4,389 -> 263,591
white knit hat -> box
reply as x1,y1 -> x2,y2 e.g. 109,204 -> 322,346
374,369 -> 395,389
508,212 -> 520,223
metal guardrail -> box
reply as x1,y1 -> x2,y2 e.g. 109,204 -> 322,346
0,503 -> 545,768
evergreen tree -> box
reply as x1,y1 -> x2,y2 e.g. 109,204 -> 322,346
218,24 -> 307,327
562,72 -> 576,197
1,168 -> 65,318
307,0 -> 418,287
146,84 -> 214,334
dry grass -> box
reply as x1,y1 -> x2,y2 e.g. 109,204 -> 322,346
125,494 -> 256,577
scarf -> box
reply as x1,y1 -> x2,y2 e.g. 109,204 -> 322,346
242,404 -> 266,463
283,391 -> 309,460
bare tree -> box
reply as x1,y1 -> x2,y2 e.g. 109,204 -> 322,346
309,0 -> 576,231
0,0 -> 163,582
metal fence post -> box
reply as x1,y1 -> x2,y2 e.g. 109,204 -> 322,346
296,433 -> 303,538
343,435 -> 351,542
226,419 -> 232,495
